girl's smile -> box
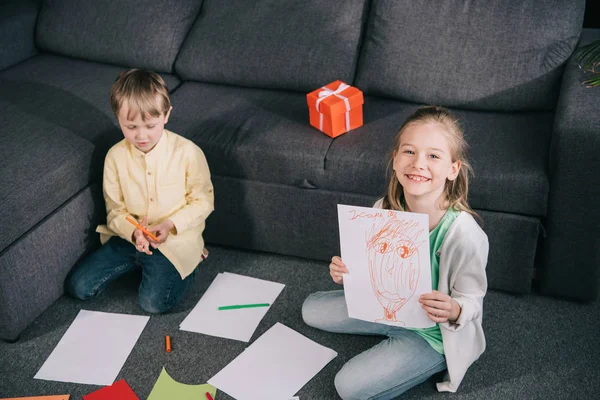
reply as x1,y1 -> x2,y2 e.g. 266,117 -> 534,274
405,174 -> 431,182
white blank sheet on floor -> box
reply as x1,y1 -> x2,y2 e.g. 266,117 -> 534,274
179,272 -> 285,342
208,322 -> 338,400
34,310 -> 149,385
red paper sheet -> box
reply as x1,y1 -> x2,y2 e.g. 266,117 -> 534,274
83,379 -> 138,400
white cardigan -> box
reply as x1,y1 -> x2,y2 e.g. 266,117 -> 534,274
373,200 -> 489,392
435,212 -> 489,392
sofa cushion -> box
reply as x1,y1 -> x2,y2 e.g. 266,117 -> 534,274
0,55 -> 182,252
355,0 -> 585,111
35,0 -> 203,72
323,98 -> 553,217
0,100 -> 95,253
167,82 -> 332,188
175,0 -> 368,91
171,82 -> 550,217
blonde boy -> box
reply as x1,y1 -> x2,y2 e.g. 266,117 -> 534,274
66,69 -> 214,313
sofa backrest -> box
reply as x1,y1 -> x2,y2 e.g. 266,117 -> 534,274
175,0 -> 369,92
355,0 -> 585,111
35,0 -> 203,73
0,0 -> 40,72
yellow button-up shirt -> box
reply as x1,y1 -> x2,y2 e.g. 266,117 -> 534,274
96,129 -> 214,279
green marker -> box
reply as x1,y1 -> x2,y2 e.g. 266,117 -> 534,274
218,303 -> 270,310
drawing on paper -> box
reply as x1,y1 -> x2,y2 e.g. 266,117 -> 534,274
364,212 -> 426,323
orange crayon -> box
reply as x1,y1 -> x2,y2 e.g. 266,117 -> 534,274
165,335 -> 171,353
126,216 -> 160,242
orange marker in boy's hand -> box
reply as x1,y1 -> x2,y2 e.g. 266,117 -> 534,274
126,215 -> 160,242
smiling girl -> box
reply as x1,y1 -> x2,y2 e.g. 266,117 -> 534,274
302,106 -> 489,399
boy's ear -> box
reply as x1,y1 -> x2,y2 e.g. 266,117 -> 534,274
163,106 -> 173,124
448,160 -> 461,181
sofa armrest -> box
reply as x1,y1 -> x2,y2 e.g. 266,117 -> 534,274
542,29 -> 600,301
0,0 -> 40,72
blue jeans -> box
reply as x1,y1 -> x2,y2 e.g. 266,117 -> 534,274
302,290 -> 446,400
65,237 -> 197,313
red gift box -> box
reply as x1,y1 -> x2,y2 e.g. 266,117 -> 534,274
306,80 -> 364,138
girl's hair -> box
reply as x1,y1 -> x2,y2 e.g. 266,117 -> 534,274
382,105 -> 479,220
109,69 -> 171,120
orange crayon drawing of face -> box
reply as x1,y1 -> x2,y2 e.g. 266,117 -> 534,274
365,216 -> 424,323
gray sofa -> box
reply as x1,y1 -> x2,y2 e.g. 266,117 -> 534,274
0,0 -> 597,342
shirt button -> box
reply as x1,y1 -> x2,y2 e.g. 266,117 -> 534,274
149,197 -> 154,202
147,171 -> 152,175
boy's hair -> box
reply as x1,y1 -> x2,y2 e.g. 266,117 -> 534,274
382,105 -> 479,220
110,69 -> 171,120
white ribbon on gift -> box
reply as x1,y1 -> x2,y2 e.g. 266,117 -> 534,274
315,82 -> 351,132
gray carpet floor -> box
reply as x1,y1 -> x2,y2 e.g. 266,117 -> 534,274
1,245 -> 599,399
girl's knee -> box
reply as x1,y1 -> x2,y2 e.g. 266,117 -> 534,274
334,366 -> 364,400
301,293 -> 325,328
302,290 -> 348,331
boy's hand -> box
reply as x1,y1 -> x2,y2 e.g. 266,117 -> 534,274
132,216 -> 153,255
146,219 -> 175,248
329,256 -> 348,285
419,290 -> 461,323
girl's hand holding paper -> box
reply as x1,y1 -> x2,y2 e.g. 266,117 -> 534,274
329,256 -> 349,285
419,290 -> 461,323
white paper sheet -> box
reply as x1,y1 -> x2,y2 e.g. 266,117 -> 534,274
208,323 -> 337,400
179,272 -> 285,342
338,204 -> 434,328
34,310 -> 149,385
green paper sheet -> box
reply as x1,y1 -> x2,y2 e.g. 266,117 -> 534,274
148,367 -> 217,400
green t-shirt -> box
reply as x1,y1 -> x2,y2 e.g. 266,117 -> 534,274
406,208 -> 460,354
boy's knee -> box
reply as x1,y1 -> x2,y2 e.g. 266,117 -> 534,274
65,275 -> 95,301
139,294 -> 172,314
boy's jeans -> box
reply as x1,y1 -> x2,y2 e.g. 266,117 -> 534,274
302,290 -> 446,400
65,237 -> 197,313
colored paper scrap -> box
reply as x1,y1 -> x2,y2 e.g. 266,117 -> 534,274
0,396 -> 69,400
83,379 -> 139,400
148,367 -> 217,400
